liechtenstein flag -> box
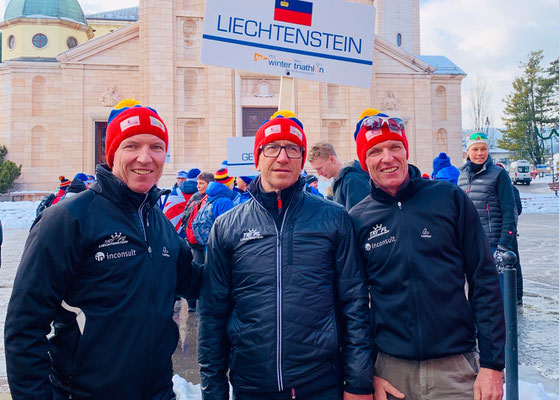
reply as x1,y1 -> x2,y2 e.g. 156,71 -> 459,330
274,0 -> 313,26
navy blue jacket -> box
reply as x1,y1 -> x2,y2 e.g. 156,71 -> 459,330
198,177 -> 373,399
5,164 -> 202,399
332,160 -> 370,211
350,165 -> 505,371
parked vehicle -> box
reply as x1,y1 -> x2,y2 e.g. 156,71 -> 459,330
509,160 -> 532,185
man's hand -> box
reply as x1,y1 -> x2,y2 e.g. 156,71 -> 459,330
344,392 -> 373,400
474,367 -> 504,400
373,376 -> 405,400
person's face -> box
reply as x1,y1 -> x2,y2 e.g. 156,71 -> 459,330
365,140 -> 408,197
197,178 -> 209,195
236,176 -> 248,191
309,181 -> 318,189
467,143 -> 489,164
257,140 -> 303,192
176,177 -> 186,185
310,156 -> 338,179
112,134 -> 166,193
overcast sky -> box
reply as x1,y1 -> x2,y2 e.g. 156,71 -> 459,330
1,0 -> 558,128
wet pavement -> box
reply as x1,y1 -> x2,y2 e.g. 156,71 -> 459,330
0,210 -> 558,395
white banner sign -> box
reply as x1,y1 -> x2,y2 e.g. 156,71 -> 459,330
202,0 -> 376,88
227,137 -> 260,177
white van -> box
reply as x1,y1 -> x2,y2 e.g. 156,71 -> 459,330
509,160 -> 532,185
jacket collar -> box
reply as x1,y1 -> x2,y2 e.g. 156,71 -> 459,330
91,164 -> 165,209
369,164 -> 422,204
248,175 -> 306,210
461,156 -> 494,177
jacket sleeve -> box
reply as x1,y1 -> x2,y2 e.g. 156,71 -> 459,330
213,198 -> 234,219
456,189 -> 505,370
5,209 -> 80,399
175,238 -> 202,299
334,210 -> 374,394
512,185 -> 522,216
342,173 -> 370,211
198,221 -> 232,400
496,171 -> 517,247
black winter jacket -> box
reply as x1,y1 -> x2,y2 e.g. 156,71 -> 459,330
198,177 -> 373,399
332,160 -> 370,211
5,164 -> 201,400
350,165 -> 505,371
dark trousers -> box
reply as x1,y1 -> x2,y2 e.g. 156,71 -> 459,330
187,246 -> 205,311
233,384 -> 342,400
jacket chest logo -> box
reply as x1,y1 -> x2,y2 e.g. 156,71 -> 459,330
98,232 -> 129,248
421,228 -> 432,239
368,224 -> 390,240
162,247 -> 170,257
240,228 -> 264,242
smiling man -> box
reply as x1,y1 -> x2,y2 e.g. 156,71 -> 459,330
349,113 -> 506,400
5,100 -> 201,399
198,111 -> 373,400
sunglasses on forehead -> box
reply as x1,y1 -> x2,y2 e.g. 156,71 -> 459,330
362,116 -> 406,136
468,132 -> 488,141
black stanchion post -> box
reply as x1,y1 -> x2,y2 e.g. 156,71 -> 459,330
503,250 -> 518,400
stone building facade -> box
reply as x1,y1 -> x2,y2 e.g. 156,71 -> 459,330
0,0 -> 466,191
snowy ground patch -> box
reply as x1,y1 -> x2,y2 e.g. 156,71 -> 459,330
0,201 -> 39,229
521,193 -> 559,214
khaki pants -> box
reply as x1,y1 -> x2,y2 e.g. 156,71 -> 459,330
374,351 -> 479,400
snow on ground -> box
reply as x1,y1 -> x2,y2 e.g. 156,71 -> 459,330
0,201 -> 39,229
0,191 -> 558,230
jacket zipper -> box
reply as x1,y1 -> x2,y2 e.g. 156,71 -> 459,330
397,201 -> 424,358
486,202 -> 492,232
248,191 -> 292,392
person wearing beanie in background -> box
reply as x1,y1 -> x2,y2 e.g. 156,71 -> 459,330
85,174 -> 96,189
163,170 -> 193,239
50,175 -> 71,205
304,174 -> 324,197
308,138 -> 369,211
234,175 -> 254,204
5,99 -> 201,400
458,131 -> 517,295
349,112 -> 505,400
179,168 -> 201,205
431,152 -> 460,184
199,110 -> 373,400
64,175 -> 87,199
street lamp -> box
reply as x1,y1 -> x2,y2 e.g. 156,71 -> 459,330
485,117 -> 491,148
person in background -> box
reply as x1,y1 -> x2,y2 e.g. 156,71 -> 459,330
179,168 -> 201,205
304,174 -> 323,197
213,168 -> 240,206
163,170 -> 192,238
64,176 -> 87,199
5,99 -> 201,399
85,175 -> 96,189
325,185 -> 334,201
431,152 -> 460,184
308,140 -> 369,211
234,176 -> 254,204
458,131 -> 517,294
50,176 -> 71,205
199,111 -> 373,400
496,163 -> 524,305
350,111 -> 505,400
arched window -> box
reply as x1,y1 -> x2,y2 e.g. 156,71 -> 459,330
32,33 -> 48,49
397,33 -> 402,47
436,128 -> 448,153
435,86 -> 447,121
7,35 -> 15,50
183,20 -> 198,49
31,126 -> 46,167
32,76 -> 46,117
67,37 -> 78,49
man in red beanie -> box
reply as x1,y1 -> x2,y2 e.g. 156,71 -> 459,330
199,112 -> 373,400
349,112 -> 505,400
5,100 -> 202,399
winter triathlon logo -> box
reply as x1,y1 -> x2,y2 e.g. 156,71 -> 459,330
99,232 -> 129,248
240,228 -> 264,242
368,224 -> 390,240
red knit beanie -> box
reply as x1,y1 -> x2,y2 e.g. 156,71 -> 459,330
105,102 -> 168,168
355,114 -> 408,170
253,115 -> 307,167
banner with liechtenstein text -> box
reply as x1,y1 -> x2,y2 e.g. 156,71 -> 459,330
201,0 -> 376,88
